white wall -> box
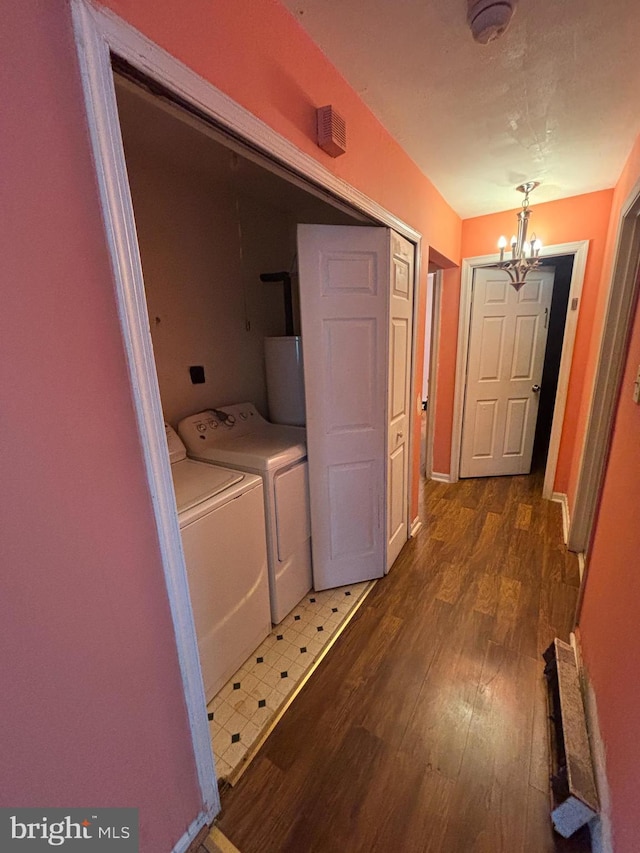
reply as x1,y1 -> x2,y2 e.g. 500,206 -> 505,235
119,97 -> 296,425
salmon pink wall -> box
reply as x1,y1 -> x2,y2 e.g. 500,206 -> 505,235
1,3 -> 202,850
453,191 -> 613,496
579,134 -> 640,853
102,0 -> 460,260
566,137 -> 640,511
99,0 -> 462,521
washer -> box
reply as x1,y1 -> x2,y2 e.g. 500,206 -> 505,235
178,404 -> 312,624
166,423 -> 271,702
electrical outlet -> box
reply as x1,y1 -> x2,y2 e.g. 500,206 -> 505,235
189,365 -> 205,384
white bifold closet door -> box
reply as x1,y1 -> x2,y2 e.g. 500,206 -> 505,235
297,225 -> 414,591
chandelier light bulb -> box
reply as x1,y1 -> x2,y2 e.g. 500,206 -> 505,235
498,236 -> 508,248
533,238 -> 543,255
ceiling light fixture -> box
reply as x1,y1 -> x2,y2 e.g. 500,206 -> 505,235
495,181 -> 543,291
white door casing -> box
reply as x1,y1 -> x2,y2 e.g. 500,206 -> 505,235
298,225 -> 390,590
426,269 -> 443,481
387,232 -> 414,569
571,180 -> 640,555
460,267 -> 554,477
451,243 -> 588,495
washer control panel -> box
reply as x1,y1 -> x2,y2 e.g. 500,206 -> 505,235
165,422 -> 187,464
178,402 -> 265,450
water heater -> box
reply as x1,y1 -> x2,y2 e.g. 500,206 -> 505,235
264,336 -> 306,426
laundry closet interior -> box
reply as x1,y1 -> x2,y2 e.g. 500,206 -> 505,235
114,72 -> 417,780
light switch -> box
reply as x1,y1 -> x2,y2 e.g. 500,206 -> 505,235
633,364 -> 640,404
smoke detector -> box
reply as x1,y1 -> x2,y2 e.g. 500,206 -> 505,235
316,106 -> 347,158
467,0 -> 516,43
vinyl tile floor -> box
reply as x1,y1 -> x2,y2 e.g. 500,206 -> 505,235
208,581 -> 373,781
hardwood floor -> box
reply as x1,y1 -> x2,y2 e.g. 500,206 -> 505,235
216,471 -> 590,852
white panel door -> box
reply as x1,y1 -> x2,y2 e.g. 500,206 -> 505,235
460,267 -> 554,477
387,231 -> 414,570
298,225 -> 389,590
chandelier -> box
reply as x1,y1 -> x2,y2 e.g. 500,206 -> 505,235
496,181 -> 543,291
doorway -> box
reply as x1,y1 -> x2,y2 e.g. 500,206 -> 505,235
451,242 -> 589,500
420,267 -> 444,487
458,257 -> 573,480
72,1 -> 423,835
115,73 -> 417,586
531,255 -> 574,470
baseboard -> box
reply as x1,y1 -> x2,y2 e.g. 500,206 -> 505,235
410,517 -> 423,537
570,632 -> 613,853
174,808 -> 218,853
430,471 -> 452,483
552,492 -> 570,544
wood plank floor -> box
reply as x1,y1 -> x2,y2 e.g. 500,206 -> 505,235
216,471 -> 590,852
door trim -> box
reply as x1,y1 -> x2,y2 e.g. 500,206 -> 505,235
408,249 -> 423,540
389,231 -> 417,563
570,178 -> 640,555
70,1 -> 221,841
425,270 -> 443,480
451,241 -> 589,496
71,0 -> 422,832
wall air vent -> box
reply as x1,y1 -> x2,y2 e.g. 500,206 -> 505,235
316,105 -> 347,158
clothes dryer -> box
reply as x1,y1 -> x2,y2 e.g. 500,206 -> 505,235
178,404 -> 312,624
166,423 -> 271,702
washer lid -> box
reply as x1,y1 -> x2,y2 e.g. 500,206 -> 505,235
171,458 -> 244,514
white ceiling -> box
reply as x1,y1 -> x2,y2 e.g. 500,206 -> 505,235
281,0 -> 640,218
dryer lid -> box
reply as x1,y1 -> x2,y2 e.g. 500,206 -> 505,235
190,431 -> 306,472
171,458 -> 244,514
178,405 -> 306,472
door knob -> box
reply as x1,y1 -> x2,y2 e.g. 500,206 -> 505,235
532,384 -> 541,393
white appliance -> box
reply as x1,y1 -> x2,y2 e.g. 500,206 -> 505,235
177,404 -> 312,624
165,423 -> 271,702
264,335 -> 306,426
